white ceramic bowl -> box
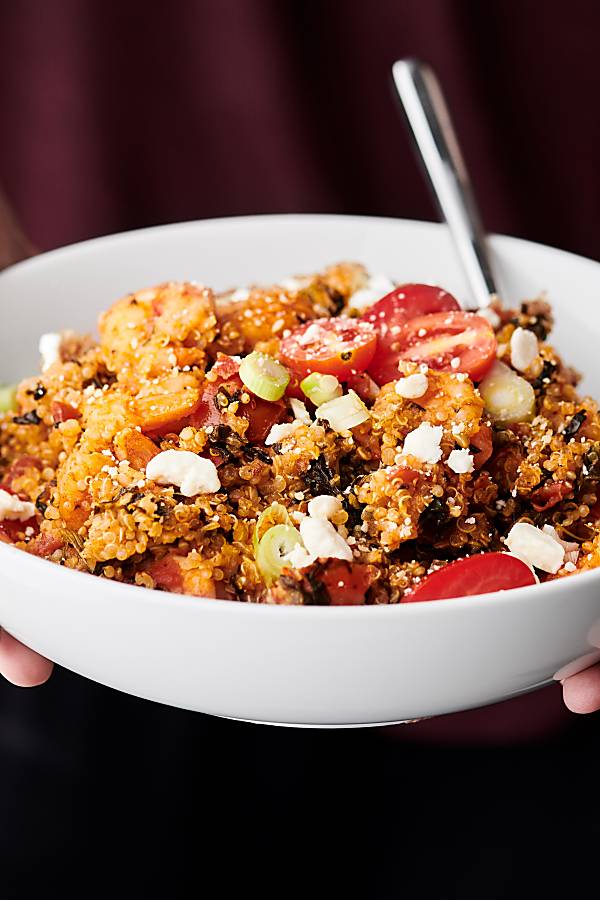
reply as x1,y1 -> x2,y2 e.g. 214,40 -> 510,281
2,215 -> 600,727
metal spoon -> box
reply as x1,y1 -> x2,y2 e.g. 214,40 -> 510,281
392,58 -> 498,310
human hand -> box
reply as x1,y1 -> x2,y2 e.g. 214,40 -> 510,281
561,663 -> 600,713
0,629 -> 53,686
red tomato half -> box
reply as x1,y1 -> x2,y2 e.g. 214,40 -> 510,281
363,284 -> 461,385
280,318 -> 377,380
402,552 -> 536,603
394,311 -> 497,382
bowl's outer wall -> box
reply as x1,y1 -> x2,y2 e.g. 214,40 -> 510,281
1,215 -> 600,725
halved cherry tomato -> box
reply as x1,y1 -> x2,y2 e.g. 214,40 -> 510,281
363,284 -> 461,385
402,552 -> 536,603
0,455 -> 43,491
319,561 -> 371,605
280,318 -> 377,380
530,480 -> 573,512
394,311 -> 496,382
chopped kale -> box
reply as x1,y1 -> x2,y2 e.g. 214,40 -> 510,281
12,410 -> 42,425
302,454 -> 335,496
532,360 -> 557,390
564,410 -> 586,441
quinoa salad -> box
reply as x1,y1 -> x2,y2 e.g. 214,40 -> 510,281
1,262 -> 599,605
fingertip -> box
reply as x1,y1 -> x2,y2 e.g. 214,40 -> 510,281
562,666 -> 600,714
0,630 -> 54,687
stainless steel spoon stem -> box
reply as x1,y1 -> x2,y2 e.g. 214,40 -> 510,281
392,58 -> 498,309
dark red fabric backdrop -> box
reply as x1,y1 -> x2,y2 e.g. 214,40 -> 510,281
1,0 -> 599,260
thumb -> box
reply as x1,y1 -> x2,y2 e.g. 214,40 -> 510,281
0,628 -> 54,687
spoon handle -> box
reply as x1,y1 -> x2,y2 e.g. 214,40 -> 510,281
392,58 -> 498,309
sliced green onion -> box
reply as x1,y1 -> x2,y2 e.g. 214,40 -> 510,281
239,351 -> 290,401
479,360 -> 535,426
300,372 -> 342,406
256,523 -> 303,585
315,389 -> 370,432
0,384 -> 18,413
253,502 -> 292,556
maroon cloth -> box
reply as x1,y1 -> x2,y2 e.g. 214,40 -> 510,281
0,0 -> 590,740
1,0 -> 599,260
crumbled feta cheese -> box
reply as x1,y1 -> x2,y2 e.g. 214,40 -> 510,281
283,544 -> 315,569
145,450 -> 220,497
280,277 -> 304,292
505,522 -> 565,573
299,516 -> 353,562
450,357 -> 461,370
39,332 -> 62,371
289,398 -> 311,423
402,422 -> 443,464
0,489 -> 36,521
447,448 -> 475,474
230,287 -> 250,302
347,273 -> 395,311
510,327 -> 538,372
395,373 -> 428,399
564,561 -> 577,572
307,494 -> 343,520
478,306 -> 501,329
264,421 -> 301,446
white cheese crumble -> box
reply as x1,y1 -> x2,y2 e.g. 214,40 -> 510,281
230,287 -> 250,302
395,372 -> 428,399
347,273 -> 395,311
299,516 -> 353,562
505,522 -> 565,573
402,422 -> 443,464
0,489 -> 36,521
289,398 -> 311,423
283,543 -> 315,569
307,494 -> 343,520
39,332 -> 62,371
447,448 -> 475,474
478,306 -> 501,329
145,450 -> 220,497
510,327 -> 538,372
264,421 -> 302,446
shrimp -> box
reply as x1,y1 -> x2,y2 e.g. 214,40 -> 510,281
99,282 -> 217,380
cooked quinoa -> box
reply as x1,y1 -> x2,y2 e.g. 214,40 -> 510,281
2,262 -> 600,605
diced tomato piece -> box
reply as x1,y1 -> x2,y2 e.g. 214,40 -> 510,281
319,561 -> 371,605
284,370 -> 305,401
51,401 -> 81,423
530,481 -> 573,512
346,371 -> 381,404
280,318 -> 378,380
0,455 -> 43,491
363,284 -> 461,385
402,552 -> 536,603
386,465 -> 420,485
470,423 -> 493,470
145,555 -> 185,593
30,532 -> 64,558
0,515 -> 39,543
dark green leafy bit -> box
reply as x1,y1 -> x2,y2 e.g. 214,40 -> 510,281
13,410 -> 42,425
563,410 -> 586,441
532,360 -> 557,390
302,454 -> 335,496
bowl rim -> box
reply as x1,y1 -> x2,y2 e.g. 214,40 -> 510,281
2,212 -> 600,616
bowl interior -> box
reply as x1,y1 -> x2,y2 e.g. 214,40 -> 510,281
1,215 -> 600,397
